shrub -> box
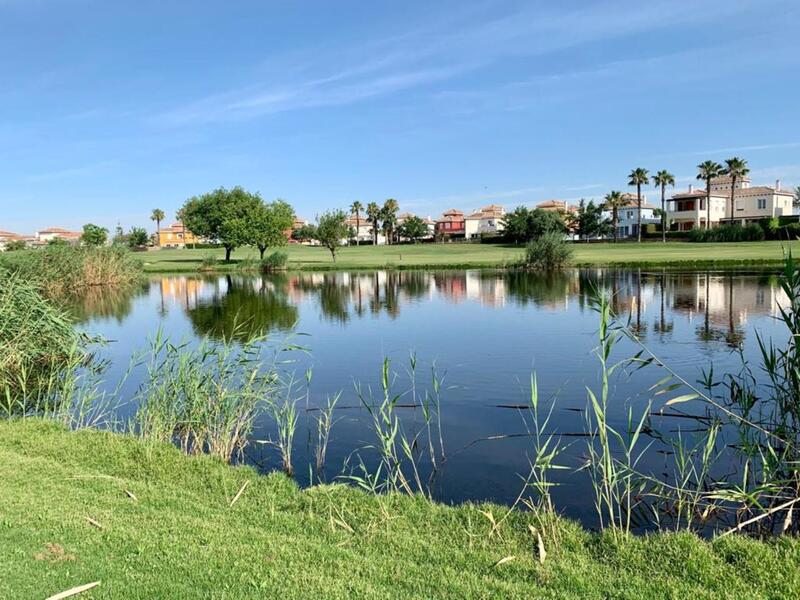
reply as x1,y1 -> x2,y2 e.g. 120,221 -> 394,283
784,223 -> 800,239
261,251 -> 288,273
688,224 -> 764,243
520,232 -> 573,270
198,254 -> 218,271
3,240 -> 27,252
0,245 -> 142,297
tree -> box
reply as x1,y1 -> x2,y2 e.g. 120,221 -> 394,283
350,201 -> 364,245
251,199 -> 295,259
501,206 -> 533,243
628,168 -> 650,243
697,160 -> 723,230
397,215 -> 428,243
181,186 -> 262,262
603,191 -> 627,243
4,239 -> 26,251
502,207 -> 565,243
150,208 -> 165,245
314,210 -> 349,262
793,186 -> 800,208
573,200 -> 607,242
381,199 -> 399,245
652,170 -> 675,243
128,227 -> 149,248
722,157 -> 749,222
366,202 -> 381,245
81,223 -> 108,247
291,223 -> 317,242
112,224 -> 126,246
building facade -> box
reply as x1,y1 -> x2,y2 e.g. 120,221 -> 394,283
435,209 -> 466,239
602,194 -> 660,238
464,204 -> 506,239
157,222 -> 200,248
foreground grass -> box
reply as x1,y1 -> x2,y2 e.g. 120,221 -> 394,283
2,420 -> 799,598
141,240 -> 800,272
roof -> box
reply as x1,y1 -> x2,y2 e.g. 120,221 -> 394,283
465,204 -> 505,220
0,230 -> 23,240
437,209 -> 465,222
536,200 -> 567,210
38,227 -> 81,235
733,186 -> 794,197
609,196 -> 659,210
158,222 -> 194,234
669,189 -> 726,200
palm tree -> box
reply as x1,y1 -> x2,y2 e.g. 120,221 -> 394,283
366,202 -> 381,245
604,191 -> 627,243
150,208 -> 165,246
381,198 -> 399,245
350,201 -> 364,246
696,160 -> 723,230
628,168 -> 650,242
722,157 -> 749,223
652,170 -> 675,243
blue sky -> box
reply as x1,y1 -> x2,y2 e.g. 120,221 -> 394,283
2,0 -> 799,233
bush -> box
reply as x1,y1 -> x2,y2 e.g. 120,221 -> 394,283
784,223 -> 800,239
0,245 -> 142,297
688,224 -> 765,243
520,232 -> 573,270
3,240 -> 27,252
198,254 -> 218,271
261,251 -> 288,273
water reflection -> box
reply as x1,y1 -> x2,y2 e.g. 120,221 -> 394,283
138,269 -> 790,349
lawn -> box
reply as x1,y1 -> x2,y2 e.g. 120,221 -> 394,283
141,241 -> 800,272
2,419 -> 799,598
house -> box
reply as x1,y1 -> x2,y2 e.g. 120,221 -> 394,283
435,209 -> 466,239
0,230 -> 30,251
157,222 -> 200,248
464,204 -> 506,239
602,194 -> 660,238
344,215 -> 385,245
667,178 -> 793,230
536,200 -> 572,213
36,227 -> 81,244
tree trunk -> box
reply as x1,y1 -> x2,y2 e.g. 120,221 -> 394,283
156,219 -> 161,246
225,246 -> 232,262
613,212 -> 618,243
259,246 -> 266,260
661,184 -> 666,243
356,215 -> 360,246
330,249 -> 336,263
706,180 -> 712,230
636,184 -> 642,243
729,176 -> 736,222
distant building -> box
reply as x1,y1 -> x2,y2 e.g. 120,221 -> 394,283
602,194 -> 660,238
157,222 -> 200,248
397,212 -> 435,241
667,178 -> 793,230
36,227 -> 81,244
0,230 -> 30,251
435,209 -> 466,239
345,215 -> 385,245
535,200 -> 573,213
464,204 -> 505,239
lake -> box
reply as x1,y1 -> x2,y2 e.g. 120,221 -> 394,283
74,268 -> 789,527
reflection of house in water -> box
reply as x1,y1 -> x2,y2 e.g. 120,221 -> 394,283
434,273 -> 467,304
158,277 -> 214,312
465,272 -> 506,307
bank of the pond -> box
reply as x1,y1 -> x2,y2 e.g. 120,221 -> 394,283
2,419 -> 798,599
141,240 -> 800,273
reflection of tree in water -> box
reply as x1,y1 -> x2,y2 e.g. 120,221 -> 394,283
65,282 -> 149,324
653,270 -> 674,337
694,272 -> 745,348
318,274 -> 350,323
187,274 -> 298,341
503,270 -> 574,308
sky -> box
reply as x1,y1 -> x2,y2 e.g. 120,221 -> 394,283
2,0 -> 799,233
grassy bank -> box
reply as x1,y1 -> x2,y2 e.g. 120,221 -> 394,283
2,419 -> 799,599
141,240 -> 800,272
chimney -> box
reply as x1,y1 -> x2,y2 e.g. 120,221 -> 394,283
688,184 -> 693,193
776,179 -> 781,191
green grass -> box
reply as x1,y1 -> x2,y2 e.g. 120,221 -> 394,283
141,240 -> 800,272
2,419 -> 799,598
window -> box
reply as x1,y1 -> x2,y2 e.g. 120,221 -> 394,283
757,198 -> 767,209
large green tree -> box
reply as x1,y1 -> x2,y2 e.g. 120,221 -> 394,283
652,170 -> 675,242
314,210 -> 350,262
366,202 -> 381,245
696,160 -> 723,230
573,200 -> 608,242
603,191 -> 627,243
722,157 -> 749,222
128,227 -> 149,248
794,186 -> 800,208
80,223 -> 108,247
251,199 -> 295,259
381,199 -> 399,245
181,186 -> 263,262
628,168 -> 650,242
397,215 -> 428,243
502,207 -> 565,243
350,201 -> 364,245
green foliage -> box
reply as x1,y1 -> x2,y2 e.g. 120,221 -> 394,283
261,251 -> 288,272
366,201 -> 381,244
181,186 -> 263,261
80,223 -> 108,247
0,273 -> 81,403
688,224 -> 765,243
572,199 -> 609,240
380,199 -> 399,244
0,246 -> 142,297
127,227 -> 149,248
314,210 -> 349,261
521,232 -> 573,270
252,199 -> 295,258
291,224 -> 317,242
198,254 -> 218,271
502,206 -> 566,243
397,215 -> 429,242
3,239 -> 27,251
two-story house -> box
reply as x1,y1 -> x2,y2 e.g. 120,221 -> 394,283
435,209 -> 466,239
601,194 -> 660,238
158,222 -> 200,248
464,204 -> 506,239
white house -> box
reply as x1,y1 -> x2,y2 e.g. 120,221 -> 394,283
464,204 -> 506,239
602,194 -> 660,238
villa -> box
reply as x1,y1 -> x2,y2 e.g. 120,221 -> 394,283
536,199 -> 573,213
345,215 -> 385,245
667,178 -> 794,231
157,221 -> 200,248
602,194 -> 660,238
435,209 -> 466,239
36,227 -> 81,244
397,212 -> 435,241
464,204 -> 505,239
